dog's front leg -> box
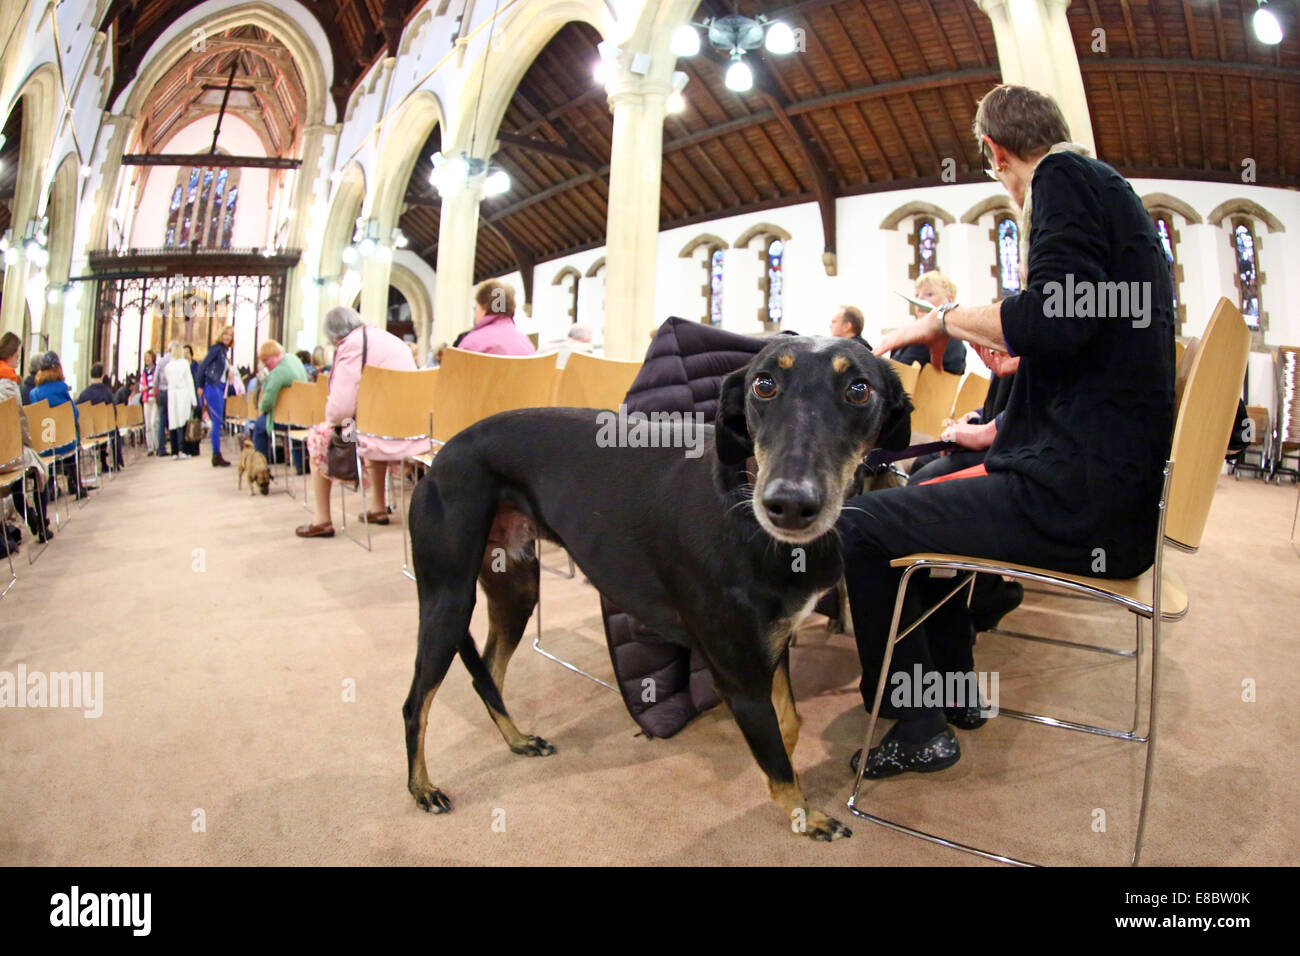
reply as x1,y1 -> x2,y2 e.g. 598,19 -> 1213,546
725,690 -> 851,842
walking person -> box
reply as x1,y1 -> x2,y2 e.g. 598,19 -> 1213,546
162,341 -> 198,459
140,351 -> 159,455
155,342 -> 173,455
197,326 -> 235,467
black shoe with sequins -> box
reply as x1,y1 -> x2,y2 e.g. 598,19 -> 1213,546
850,724 -> 961,778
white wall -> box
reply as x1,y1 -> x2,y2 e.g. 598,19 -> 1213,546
128,114 -> 271,249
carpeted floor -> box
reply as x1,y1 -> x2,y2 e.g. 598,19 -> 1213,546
1,447 -> 1297,866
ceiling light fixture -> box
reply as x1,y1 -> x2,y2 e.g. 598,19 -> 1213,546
1253,1 -> 1284,44
672,4 -> 797,95
666,70 -> 690,113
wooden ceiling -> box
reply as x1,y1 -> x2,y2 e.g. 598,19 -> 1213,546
98,1 -> 1299,285
100,0 -> 426,120
130,26 -> 306,157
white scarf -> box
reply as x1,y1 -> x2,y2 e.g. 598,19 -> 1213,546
1018,142 -> 1092,285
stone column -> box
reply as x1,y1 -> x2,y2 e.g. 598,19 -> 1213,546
432,188 -> 481,346
282,122 -> 331,349
602,74 -> 669,361
976,0 -> 1095,155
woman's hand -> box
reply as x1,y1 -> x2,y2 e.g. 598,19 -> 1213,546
940,420 -> 997,451
874,309 -> 949,369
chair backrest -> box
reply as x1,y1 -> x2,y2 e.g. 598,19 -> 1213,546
120,403 -> 143,428
951,371 -> 989,423
273,382 -> 297,425
552,352 -> 642,410
25,400 -> 54,454
225,393 -> 248,421
75,401 -> 94,436
94,403 -> 113,438
0,396 -> 22,470
1166,297 -> 1251,550
887,359 -> 921,398
298,379 -> 328,426
909,364 -> 962,440
1245,405 -> 1269,449
356,366 -> 439,440
432,348 -> 560,444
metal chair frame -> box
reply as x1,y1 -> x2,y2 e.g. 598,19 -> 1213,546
847,463 -> 1179,867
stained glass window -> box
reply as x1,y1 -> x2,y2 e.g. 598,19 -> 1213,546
1233,222 -> 1261,328
916,220 -> 938,275
996,217 -> 1021,299
709,248 -> 724,326
1154,216 -> 1178,314
766,238 -> 784,326
164,159 -> 240,249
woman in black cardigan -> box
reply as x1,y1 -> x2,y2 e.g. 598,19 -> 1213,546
839,85 -> 1175,777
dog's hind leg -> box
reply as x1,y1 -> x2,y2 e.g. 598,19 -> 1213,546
725,686 -> 851,842
402,599 -> 471,813
771,645 -> 801,759
471,543 -> 555,757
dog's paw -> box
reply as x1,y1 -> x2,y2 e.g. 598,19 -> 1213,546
410,783 -> 452,814
510,734 -> 556,757
802,809 -> 852,841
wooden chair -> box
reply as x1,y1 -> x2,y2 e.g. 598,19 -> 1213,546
286,380 -> 329,507
887,359 -> 921,400
224,394 -> 248,437
951,371 -> 990,424
1231,405 -> 1270,480
430,348 -> 560,447
27,399 -> 78,527
909,364 -> 962,441
0,397 -> 24,596
346,366 -> 440,561
120,403 -> 146,461
551,352 -> 642,411
270,384 -> 299,496
847,297 -> 1251,867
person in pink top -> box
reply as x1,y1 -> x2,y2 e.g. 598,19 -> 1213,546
297,307 -> 428,538
455,279 -> 536,356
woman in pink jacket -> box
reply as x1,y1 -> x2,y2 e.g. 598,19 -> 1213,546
455,279 -> 536,356
296,307 -> 426,538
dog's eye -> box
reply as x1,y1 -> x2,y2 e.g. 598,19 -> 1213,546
845,380 -> 872,405
752,375 -> 778,400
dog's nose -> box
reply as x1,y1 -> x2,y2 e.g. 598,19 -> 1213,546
761,479 -> 824,532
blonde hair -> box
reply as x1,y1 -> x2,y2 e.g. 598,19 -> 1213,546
915,271 -> 957,301
474,279 -> 516,317
257,339 -> 284,363
169,340 -> 186,361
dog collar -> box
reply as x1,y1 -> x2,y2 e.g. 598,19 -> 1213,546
862,440 -> 955,472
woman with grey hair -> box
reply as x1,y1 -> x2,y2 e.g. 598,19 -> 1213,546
296,307 -> 425,538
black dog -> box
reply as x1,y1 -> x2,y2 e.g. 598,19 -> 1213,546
403,336 -> 911,840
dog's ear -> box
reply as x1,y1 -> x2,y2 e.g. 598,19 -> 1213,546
876,362 -> 914,452
714,365 -> 753,467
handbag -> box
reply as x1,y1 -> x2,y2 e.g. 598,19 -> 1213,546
326,328 -> 367,484
184,413 -> 203,445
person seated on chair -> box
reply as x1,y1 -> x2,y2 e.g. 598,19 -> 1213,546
829,305 -> 872,352
28,351 -> 85,502
0,333 -> 53,542
909,344 -> 1019,483
77,362 -> 125,470
838,84 -> 1175,778
251,339 -> 308,465
456,279 -> 536,356
296,307 -> 428,539
890,272 -> 967,375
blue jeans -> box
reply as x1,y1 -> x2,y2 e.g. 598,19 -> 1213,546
203,384 -> 225,455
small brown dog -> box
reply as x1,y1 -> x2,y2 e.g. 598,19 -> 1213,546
237,440 -> 273,496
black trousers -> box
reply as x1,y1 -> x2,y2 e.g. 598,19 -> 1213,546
838,472 -> 1135,724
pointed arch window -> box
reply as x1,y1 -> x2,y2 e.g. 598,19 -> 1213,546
910,218 -> 938,279
166,155 -> 241,249
765,238 -> 784,327
708,247 -> 724,326
1232,220 -> 1261,330
995,216 -> 1021,299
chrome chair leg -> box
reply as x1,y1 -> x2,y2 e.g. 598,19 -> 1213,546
528,538 -> 617,692
21,471 -> 49,566
340,446 -> 371,551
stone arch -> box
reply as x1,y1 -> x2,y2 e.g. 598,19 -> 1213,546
320,162 -> 366,283
41,153 -> 81,351
1141,193 -> 1202,225
551,265 -> 582,286
1,63 -> 62,339
678,233 -> 728,258
387,259 -> 434,360
370,90 -> 446,236
1207,198 -> 1284,233
879,201 -> 956,230
584,256 -> 606,277
447,0 -> 612,156
960,195 -> 1016,224
400,8 -> 435,58
735,222 -> 791,248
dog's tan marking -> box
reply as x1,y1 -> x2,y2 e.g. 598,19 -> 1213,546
832,355 -> 850,374
778,351 -> 795,369
410,681 -> 442,793
771,653 -> 801,759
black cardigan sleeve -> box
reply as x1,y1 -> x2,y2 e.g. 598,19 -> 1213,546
998,152 -> 1112,359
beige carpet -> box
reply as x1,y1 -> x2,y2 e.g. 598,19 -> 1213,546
1,449 -> 1297,866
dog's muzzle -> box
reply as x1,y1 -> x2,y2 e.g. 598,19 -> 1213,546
759,478 -> 825,535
